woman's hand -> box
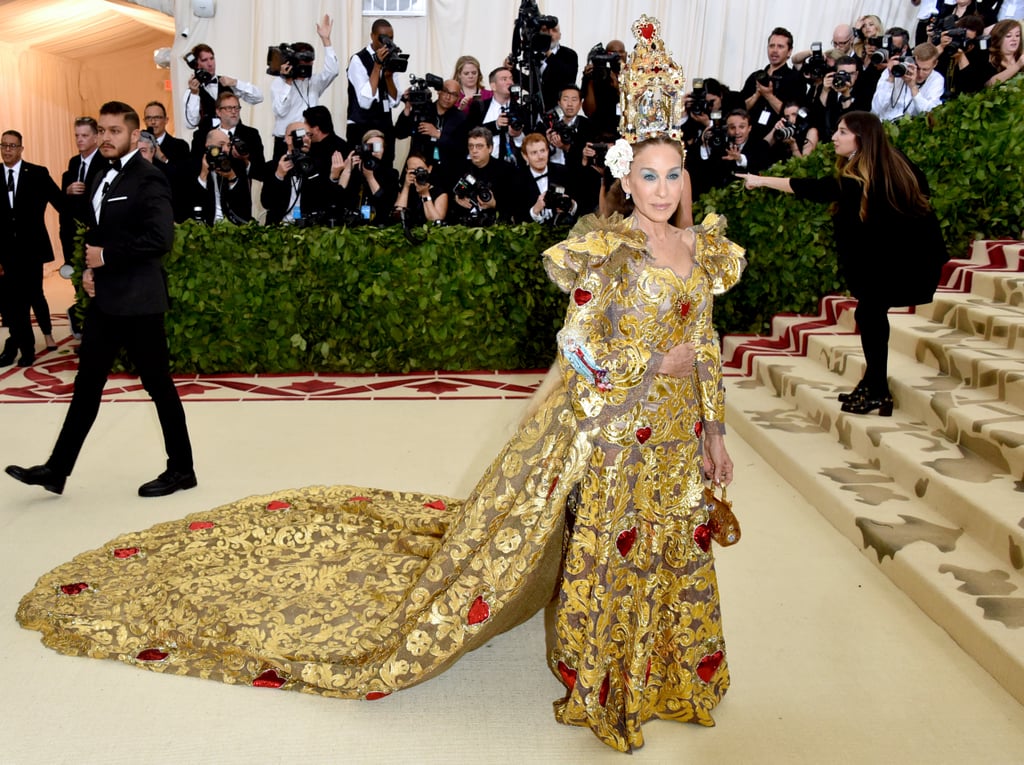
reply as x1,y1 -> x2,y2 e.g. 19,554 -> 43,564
703,433 -> 734,486
658,342 -> 697,377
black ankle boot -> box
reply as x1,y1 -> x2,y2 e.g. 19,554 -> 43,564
837,380 -> 868,403
841,392 -> 894,416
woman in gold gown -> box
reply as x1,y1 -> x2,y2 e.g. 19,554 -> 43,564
16,16 -> 746,753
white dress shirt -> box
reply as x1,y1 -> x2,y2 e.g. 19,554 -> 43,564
183,77 -> 264,130
871,69 -> 945,122
273,46 -> 340,136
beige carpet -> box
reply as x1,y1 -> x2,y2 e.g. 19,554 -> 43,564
1,274 -> 1023,764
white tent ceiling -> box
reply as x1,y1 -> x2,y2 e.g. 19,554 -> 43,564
0,0 -> 173,61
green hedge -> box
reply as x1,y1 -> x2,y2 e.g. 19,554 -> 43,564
699,76 -> 1024,334
163,222 -> 569,373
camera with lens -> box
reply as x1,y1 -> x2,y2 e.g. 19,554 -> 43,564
704,112 -> 729,156
891,55 -> 915,78
411,167 -> 431,186
204,144 -> 233,173
406,73 -> 444,124
587,42 -> 622,80
286,128 -> 314,177
773,107 -> 810,143
513,1 -> 558,58
929,14 -> 959,46
544,110 -> 576,144
754,70 -> 783,90
832,69 -> 853,89
356,140 -> 383,172
453,173 -> 492,204
183,51 -> 217,85
688,78 -> 711,116
589,142 -> 610,167
544,184 -> 573,213
266,43 -> 315,79
229,134 -> 249,157
868,36 -> 892,65
803,42 -> 832,80
378,34 -> 410,73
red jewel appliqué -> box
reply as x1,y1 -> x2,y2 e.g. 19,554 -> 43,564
573,288 -> 593,306
635,426 -> 652,444
467,595 -> 490,625
253,669 -> 287,688
547,476 -> 559,499
645,658 -> 652,684
697,650 -> 724,683
189,521 -> 215,530
113,547 -> 140,559
60,582 -> 89,596
695,421 -> 703,437
679,301 -> 691,318
557,661 -> 577,691
640,23 -> 655,40
693,524 -> 712,552
599,673 -> 611,706
423,499 -> 446,510
348,495 -> 371,502
365,691 -> 391,700
266,500 -> 291,512
136,649 -> 169,662
616,527 -> 638,557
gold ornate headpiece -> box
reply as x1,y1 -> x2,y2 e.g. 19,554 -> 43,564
618,15 -> 686,144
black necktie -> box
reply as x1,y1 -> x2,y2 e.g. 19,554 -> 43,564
7,168 -> 13,196
78,161 -> 86,183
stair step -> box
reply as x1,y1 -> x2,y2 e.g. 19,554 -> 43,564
725,379 -> 1024,707
919,292 -> 1024,350
733,354 -> 1024,552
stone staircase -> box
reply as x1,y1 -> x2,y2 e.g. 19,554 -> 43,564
722,240 -> 1024,706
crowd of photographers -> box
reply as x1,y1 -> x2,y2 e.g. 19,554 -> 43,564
66,3 -> 1023,234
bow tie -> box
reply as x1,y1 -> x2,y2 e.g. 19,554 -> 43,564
109,158 -> 122,171
533,173 -> 547,180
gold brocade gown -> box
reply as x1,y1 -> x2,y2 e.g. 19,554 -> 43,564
17,213 -> 745,754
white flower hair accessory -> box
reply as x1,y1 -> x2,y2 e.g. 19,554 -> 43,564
605,139 -> 634,180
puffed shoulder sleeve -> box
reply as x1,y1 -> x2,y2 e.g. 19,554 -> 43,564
543,213 -> 644,293
693,213 -> 747,294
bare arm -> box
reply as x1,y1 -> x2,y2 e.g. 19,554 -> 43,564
736,173 -> 794,193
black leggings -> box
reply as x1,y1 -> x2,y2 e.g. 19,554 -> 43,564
854,297 -> 891,397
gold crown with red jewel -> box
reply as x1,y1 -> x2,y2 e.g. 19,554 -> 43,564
618,15 -> 687,144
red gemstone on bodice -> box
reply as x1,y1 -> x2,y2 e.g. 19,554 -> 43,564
467,595 -> 490,625
423,499 -> 447,510
573,288 -> 593,305
557,661 -> 577,691
60,582 -> 88,596
635,426 -> 652,444
697,650 -> 724,682
136,649 -> 168,662
693,524 -> 712,552
113,547 -> 140,559
253,669 -> 286,688
189,521 -> 215,530
266,500 -> 291,511
616,527 -> 638,557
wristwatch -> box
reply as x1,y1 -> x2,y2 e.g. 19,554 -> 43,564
422,195 -> 432,203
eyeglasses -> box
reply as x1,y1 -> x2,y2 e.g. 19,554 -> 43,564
0,143 -> 22,150
832,38 -> 853,46
218,105 -> 241,112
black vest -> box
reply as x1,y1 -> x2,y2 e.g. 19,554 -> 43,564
346,49 -> 393,133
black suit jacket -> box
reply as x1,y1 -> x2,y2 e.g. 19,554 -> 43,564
85,152 -> 175,316
1,161 -> 63,271
190,122 -> 267,183
541,46 -> 579,109
152,134 -> 192,222
512,161 -> 575,224
188,172 -> 254,225
60,153 -> 107,259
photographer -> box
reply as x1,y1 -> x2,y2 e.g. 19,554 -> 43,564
581,39 -> 626,136
271,15 -> 339,150
393,152 -> 448,225
690,109 -> 771,193
189,128 -> 252,224
934,14 -> 989,95
740,27 -> 809,141
764,102 -> 819,164
333,129 -> 400,226
469,67 -> 526,168
871,42 -> 944,121
513,132 -> 577,224
545,85 -> 593,168
395,77 -> 468,179
817,56 -> 870,140
346,18 -> 405,170
448,127 -> 514,226
190,92 -> 266,184
538,20 -> 579,111
182,44 -> 264,132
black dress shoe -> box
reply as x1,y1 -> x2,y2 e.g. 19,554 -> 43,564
138,469 -> 198,498
16,354 -> 34,368
5,464 -> 66,495
0,350 -> 16,367
837,380 -> 868,403
841,393 -> 894,416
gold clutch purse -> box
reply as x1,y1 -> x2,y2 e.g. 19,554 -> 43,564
704,483 -> 741,547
